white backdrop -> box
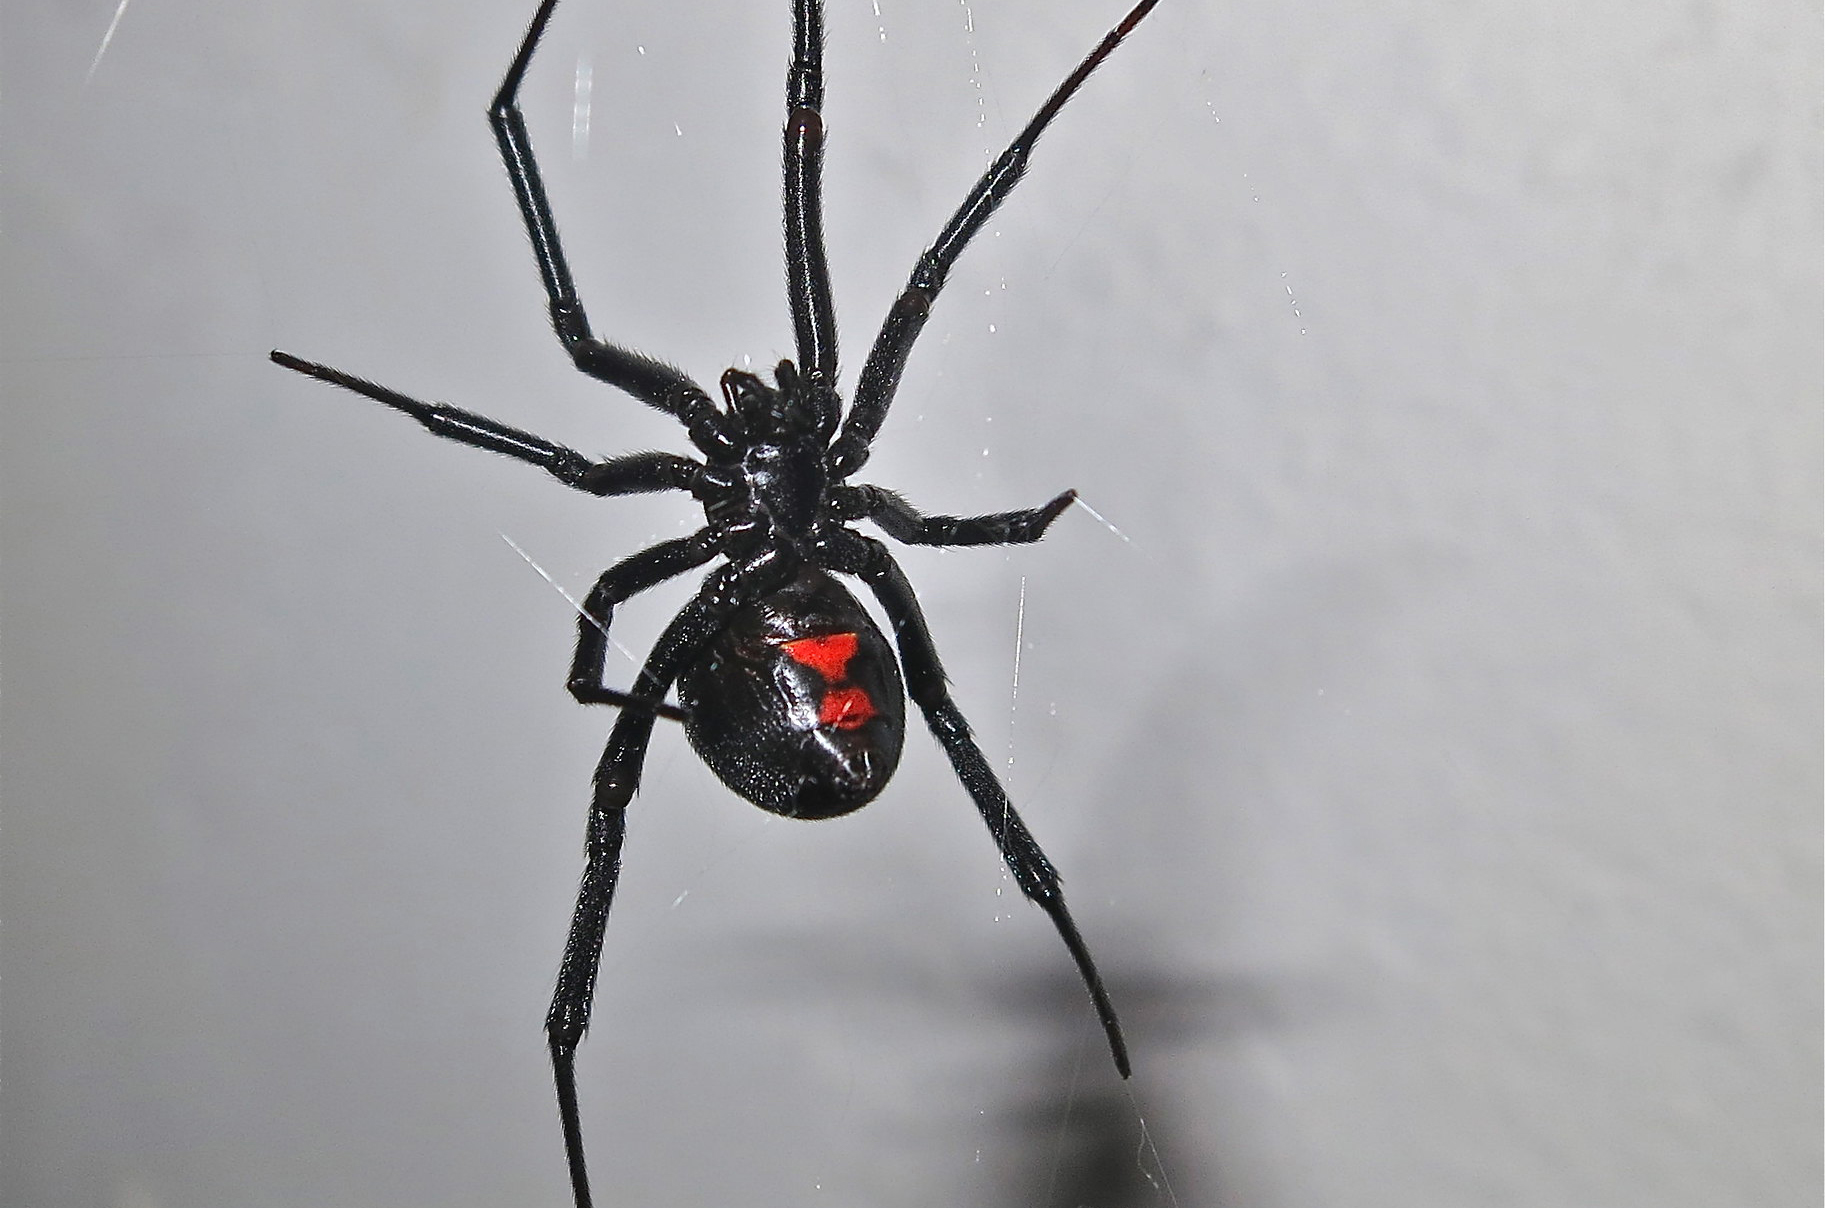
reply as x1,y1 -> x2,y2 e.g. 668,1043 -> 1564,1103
3,1 -> 1817,1205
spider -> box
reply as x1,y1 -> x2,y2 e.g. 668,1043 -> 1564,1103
271,0 -> 1159,1202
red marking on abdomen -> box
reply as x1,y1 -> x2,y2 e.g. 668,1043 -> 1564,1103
782,632 -> 858,681
819,686 -> 877,730
783,633 -> 876,731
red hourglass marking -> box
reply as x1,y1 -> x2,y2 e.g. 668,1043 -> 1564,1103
783,633 -> 876,730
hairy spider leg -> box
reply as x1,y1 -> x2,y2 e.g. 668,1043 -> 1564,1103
491,0 -> 735,459
268,353 -> 699,493
785,0 -> 838,389
266,350 -> 702,720
837,483 -> 1081,546
818,529 -> 1131,1077
546,551 -> 794,1208
566,531 -> 721,710
830,0 -> 1162,478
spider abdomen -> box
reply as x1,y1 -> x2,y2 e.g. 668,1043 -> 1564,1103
679,568 -> 905,819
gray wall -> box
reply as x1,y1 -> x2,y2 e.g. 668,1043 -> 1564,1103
3,1 -> 1817,1205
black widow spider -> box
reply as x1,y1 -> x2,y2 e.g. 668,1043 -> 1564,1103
272,0 -> 1159,1202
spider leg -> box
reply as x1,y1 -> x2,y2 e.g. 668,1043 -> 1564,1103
491,0 -> 736,459
784,0 -> 838,389
817,530 -> 1130,1077
829,0 -> 1161,478
837,484 -> 1077,546
566,530 -> 723,718
547,550 -> 794,1208
270,351 -> 703,498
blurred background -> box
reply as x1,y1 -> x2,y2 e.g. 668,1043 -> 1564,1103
3,1 -> 1818,1205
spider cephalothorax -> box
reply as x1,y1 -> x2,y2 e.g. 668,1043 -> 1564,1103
702,361 -> 839,540
271,1 -> 1160,1204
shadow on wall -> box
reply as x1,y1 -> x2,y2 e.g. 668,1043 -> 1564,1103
990,960 -> 1226,1208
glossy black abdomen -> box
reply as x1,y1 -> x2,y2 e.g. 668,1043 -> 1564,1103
679,568 -> 905,819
